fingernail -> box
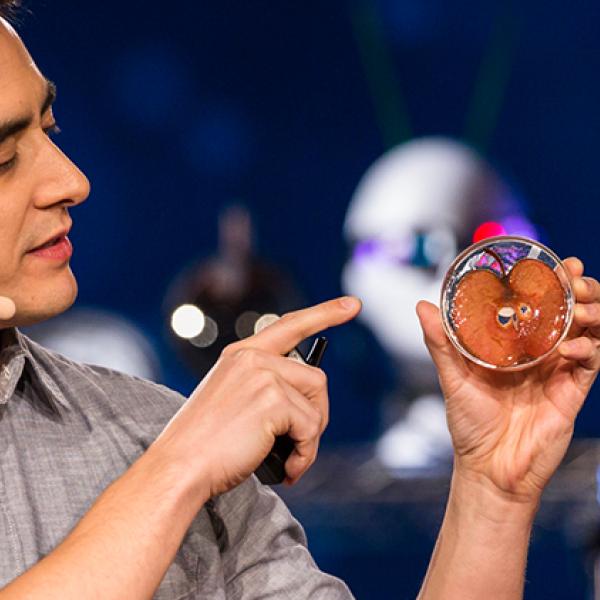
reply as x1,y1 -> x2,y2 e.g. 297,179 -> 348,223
340,296 -> 360,311
560,339 -> 577,352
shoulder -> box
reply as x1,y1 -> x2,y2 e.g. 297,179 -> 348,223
19,331 -> 187,427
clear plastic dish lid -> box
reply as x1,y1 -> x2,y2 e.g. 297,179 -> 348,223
440,236 -> 574,371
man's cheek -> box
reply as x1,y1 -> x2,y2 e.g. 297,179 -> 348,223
0,262 -> 17,289
0,263 -> 40,298
0,232 -> 20,278
0,253 -> 25,287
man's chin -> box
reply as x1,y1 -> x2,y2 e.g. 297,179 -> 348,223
8,275 -> 78,328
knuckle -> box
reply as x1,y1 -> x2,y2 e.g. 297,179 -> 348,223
307,449 -> 318,468
309,403 -> 322,422
583,305 -> 600,326
222,341 -> 243,357
300,453 -> 315,469
583,337 -> 596,353
258,383 -> 283,411
307,416 -> 321,438
313,367 -> 328,388
573,337 -> 595,358
237,347 -> 253,361
233,347 -> 261,366
576,304 -> 598,323
585,276 -> 600,294
229,348 -> 249,365
253,368 -> 278,389
279,312 -> 296,326
590,302 -> 600,315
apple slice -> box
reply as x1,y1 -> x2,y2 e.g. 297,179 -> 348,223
451,258 -> 568,367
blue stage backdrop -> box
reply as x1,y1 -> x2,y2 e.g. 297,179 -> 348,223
21,2 -> 600,598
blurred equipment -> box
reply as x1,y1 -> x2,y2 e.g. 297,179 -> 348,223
279,438 -> 598,599
24,308 -> 161,381
342,136 -> 537,471
164,205 -> 302,377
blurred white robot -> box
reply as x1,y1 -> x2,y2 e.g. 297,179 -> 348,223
342,136 -> 537,471
25,308 -> 161,381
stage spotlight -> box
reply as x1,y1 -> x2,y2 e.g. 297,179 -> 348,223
171,304 -> 206,339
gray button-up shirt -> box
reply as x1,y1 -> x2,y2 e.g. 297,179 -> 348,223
0,328 -> 353,599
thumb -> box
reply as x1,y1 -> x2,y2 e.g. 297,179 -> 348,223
416,300 -> 468,380
0,296 -> 16,321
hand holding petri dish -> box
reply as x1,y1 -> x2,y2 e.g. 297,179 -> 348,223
440,236 -> 574,371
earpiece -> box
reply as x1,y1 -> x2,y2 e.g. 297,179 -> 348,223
0,297 -> 16,320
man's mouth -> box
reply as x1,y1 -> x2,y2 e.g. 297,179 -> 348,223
31,236 -> 63,251
27,229 -> 73,261
28,225 -> 71,252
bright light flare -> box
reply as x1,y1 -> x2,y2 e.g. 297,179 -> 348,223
473,221 -> 506,243
171,304 -> 206,339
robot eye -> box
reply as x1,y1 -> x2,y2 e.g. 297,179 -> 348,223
497,306 -> 515,328
408,229 -> 456,271
407,232 -> 434,269
517,303 -> 532,320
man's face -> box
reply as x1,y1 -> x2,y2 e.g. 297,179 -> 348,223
0,18 -> 90,327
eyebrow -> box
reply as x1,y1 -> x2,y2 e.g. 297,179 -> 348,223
0,79 -> 57,145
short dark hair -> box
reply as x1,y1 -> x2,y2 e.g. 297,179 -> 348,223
0,0 -> 21,19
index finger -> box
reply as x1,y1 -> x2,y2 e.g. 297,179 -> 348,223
240,296 -> 361,355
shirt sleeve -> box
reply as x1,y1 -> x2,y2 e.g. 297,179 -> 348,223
212,475 -> 354,600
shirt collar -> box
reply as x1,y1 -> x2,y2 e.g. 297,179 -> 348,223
0,327 -> 71,415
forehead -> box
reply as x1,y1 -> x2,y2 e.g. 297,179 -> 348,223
0,18 -> 47,114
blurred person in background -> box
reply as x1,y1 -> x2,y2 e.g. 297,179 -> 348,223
165,205 -> 304,378
1,3 -> 600,599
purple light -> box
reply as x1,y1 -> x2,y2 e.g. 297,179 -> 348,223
353,239 -> 381,261
353,237 -> 415,264
500,215 -> 538,240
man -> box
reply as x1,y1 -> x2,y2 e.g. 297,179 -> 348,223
0,2 -> 599,598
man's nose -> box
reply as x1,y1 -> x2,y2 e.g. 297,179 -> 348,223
32,138 -> 91,209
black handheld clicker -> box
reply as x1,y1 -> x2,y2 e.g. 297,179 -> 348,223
255,336 -> 329,485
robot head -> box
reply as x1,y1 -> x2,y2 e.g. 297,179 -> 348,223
342,137 -> 536,373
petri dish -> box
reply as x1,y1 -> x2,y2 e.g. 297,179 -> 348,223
440,235 -> 574,371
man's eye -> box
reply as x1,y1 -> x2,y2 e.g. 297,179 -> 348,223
0,155 -> 17,173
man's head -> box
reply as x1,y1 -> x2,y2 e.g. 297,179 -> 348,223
0,12 -> 90,327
